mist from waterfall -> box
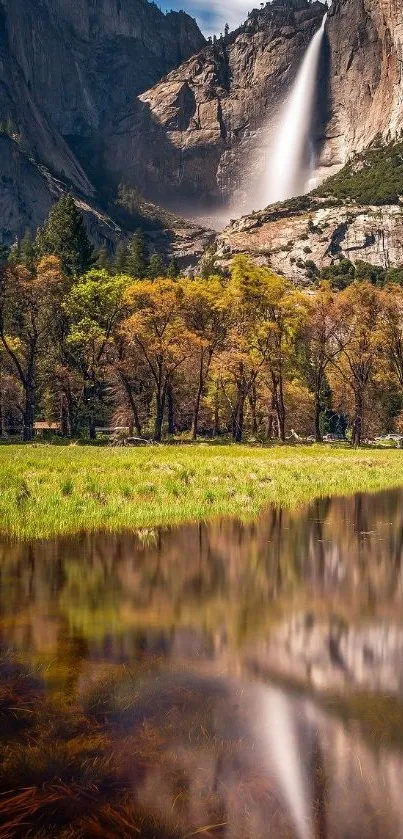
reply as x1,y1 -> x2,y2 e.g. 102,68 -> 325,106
261,12 -> 327,206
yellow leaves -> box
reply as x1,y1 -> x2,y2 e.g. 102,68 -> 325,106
124,278 -> 185,311
230,254 -> 287,312
121,279 -> 196,376
6,255 -> 66,305
36,255 -> 64,283
1,334 -> 22,356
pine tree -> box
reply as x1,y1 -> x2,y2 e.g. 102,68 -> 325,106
7,238 -> 20,265
125,229 -> 148,278
167,256 -> 180,279
148,253 -> 165,279
35,193 -> 94,276
95,246 -> 111,271
114,241 -> 128,274
0,245 -> 9,264
19,229 -> 35,270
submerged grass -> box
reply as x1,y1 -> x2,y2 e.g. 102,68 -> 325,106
1,443 -> 403,539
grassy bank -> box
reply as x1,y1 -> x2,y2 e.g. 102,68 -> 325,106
1,443 -> 403,540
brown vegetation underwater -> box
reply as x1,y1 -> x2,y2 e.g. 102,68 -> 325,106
0,659 -> 205,838
0,658 -> 299,839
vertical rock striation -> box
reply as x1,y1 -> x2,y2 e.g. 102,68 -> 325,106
106,1 -> 326,209
318,0 -> 403,178
0,0 -> 205,244
106,0 -> 403,213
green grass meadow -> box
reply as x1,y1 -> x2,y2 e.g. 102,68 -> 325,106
1,443 -> 403,539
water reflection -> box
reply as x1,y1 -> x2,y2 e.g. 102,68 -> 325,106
2,489 -> 403,836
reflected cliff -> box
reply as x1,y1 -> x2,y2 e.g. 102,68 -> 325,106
2,489 -> 403,836
2,489 -> 403,665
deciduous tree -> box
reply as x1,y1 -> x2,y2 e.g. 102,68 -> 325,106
0,256 -> 66,439
122,279 -> 192,441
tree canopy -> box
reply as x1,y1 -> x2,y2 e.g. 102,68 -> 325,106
35,194 -> 94,276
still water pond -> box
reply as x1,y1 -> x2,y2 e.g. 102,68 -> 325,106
2,489 -> 403,837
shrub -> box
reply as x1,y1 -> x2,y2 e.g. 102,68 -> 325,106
316,140 -> 403,205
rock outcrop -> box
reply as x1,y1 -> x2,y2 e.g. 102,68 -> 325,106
318,0 -> 403,180
0,0 -> 205,249
106,0 -> 327,209
106,0 -> 403,215
215,197 -> 403,283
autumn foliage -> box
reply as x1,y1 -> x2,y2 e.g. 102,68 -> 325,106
0,250 -> 403,444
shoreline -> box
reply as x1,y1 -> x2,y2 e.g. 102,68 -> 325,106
1,443 -> 403,540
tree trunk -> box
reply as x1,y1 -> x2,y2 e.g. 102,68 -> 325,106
236,397 -> 244,442
271,372 -> 286,443
167,381 -> 175,436
353,390 -> 364,447
120,372 -> 142,436
249,383 -> 258,436
267,389 -> 276,440
23,384 -> 35,442
233,389 -> 245,442
60,393 -> 71,437
277,372 -> 286,443
192,351 -> 204,441
314,381 -> 323,443
64,381 -> 76,437
154,382 -> 166,442
214,379 -> 220,438
89,416 -> 96,440
232,364 -> 246,443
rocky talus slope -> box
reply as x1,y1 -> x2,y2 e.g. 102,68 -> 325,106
215,198 -> 403,283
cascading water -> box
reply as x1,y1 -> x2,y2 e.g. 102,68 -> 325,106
262,12 -> 327,206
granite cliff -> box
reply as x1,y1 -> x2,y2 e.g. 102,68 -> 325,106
318,0 -> 403,180
0,0 -> 402,264
106,0 -> 403,215
0,0 -> 205,250
106,0 -> 327,210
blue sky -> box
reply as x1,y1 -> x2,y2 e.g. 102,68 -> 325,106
162,1 -> 252,36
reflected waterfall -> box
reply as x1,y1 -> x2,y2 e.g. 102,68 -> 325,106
261,687 -> 313,839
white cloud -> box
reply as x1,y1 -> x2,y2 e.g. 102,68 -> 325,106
193,0 -> 252,34
167,1 -> 330,38
165,1 -> 253,36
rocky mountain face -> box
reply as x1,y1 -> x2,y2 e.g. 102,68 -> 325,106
107,0 -> 403,214
215,197 -> 403,283
0,0 -> 205,250
106,0 -> 327,210
1,0 -> 402,266
1,0 -> 205,179
318,0 -> 403,180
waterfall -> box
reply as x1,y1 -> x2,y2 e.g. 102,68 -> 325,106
262,13 -> 327,206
